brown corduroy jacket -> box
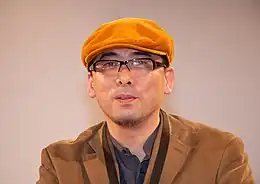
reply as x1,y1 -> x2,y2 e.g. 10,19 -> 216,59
36,110 -> 254,184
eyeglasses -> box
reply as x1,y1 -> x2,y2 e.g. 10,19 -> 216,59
88,58 -> 166,77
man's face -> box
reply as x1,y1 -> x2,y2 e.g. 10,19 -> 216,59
87,48 -> 174,127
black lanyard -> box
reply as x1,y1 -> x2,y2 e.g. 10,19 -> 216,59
102,125 -> 120,184
150,117 -> 170,184
102,116 -> 170,184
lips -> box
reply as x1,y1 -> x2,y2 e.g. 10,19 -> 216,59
115,94 -> 136,99
114,94 -> 138,103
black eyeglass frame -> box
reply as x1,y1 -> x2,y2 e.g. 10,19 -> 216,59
88,58 -> 167,72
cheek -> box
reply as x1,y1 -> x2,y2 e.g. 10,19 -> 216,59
93,75 -> 115,99
136,75 -> 165,103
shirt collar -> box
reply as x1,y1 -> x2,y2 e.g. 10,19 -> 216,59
108,122 -> 161,159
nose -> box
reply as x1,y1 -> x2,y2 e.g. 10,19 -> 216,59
116,67 -> 133,86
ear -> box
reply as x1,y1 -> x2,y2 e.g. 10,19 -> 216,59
87,72 -> 96,98
164,67 -> 175,94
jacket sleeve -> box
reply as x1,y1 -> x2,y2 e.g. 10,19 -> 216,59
36,148 -> 59,184
217,136 -> 255,184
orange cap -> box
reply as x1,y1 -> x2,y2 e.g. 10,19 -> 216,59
81,17 -> 174,68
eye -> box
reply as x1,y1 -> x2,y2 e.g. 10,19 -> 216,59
103,61 -> 117,67
131,59 -> 153,68
96,60 -> 119,69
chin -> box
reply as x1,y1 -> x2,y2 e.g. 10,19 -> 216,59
109,111 -> 139,127
113,118 -> 142,128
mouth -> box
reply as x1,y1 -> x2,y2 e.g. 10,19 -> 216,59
114,94 -> 138,103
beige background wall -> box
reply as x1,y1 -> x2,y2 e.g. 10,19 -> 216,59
0,0 -> 259,183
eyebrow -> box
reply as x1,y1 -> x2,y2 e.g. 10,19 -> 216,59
98,50 -> 155,60
99,52 -> 119,60
129,51 -> 154,58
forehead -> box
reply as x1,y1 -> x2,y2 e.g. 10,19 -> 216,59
96,48 -> 162,60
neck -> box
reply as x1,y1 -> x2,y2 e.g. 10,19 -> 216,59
106,110 -> 160,160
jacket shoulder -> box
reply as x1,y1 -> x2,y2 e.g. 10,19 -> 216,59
166,113 -> 253,183
168,113 -> 240,147
42,122 -> 104,161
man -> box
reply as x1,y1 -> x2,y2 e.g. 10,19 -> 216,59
36,18 -> 254,184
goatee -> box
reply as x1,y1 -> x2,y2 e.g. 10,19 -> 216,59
114,119 -> 142,128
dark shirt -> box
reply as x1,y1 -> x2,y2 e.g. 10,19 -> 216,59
109,126 -> 159,184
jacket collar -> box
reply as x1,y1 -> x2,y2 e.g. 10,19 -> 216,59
81,109 -> 199,184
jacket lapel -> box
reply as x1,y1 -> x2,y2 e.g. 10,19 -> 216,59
144,110 -> 198,184
81,123 -> 110,184
158,134 -> 192,183
158,111 -> 198,183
